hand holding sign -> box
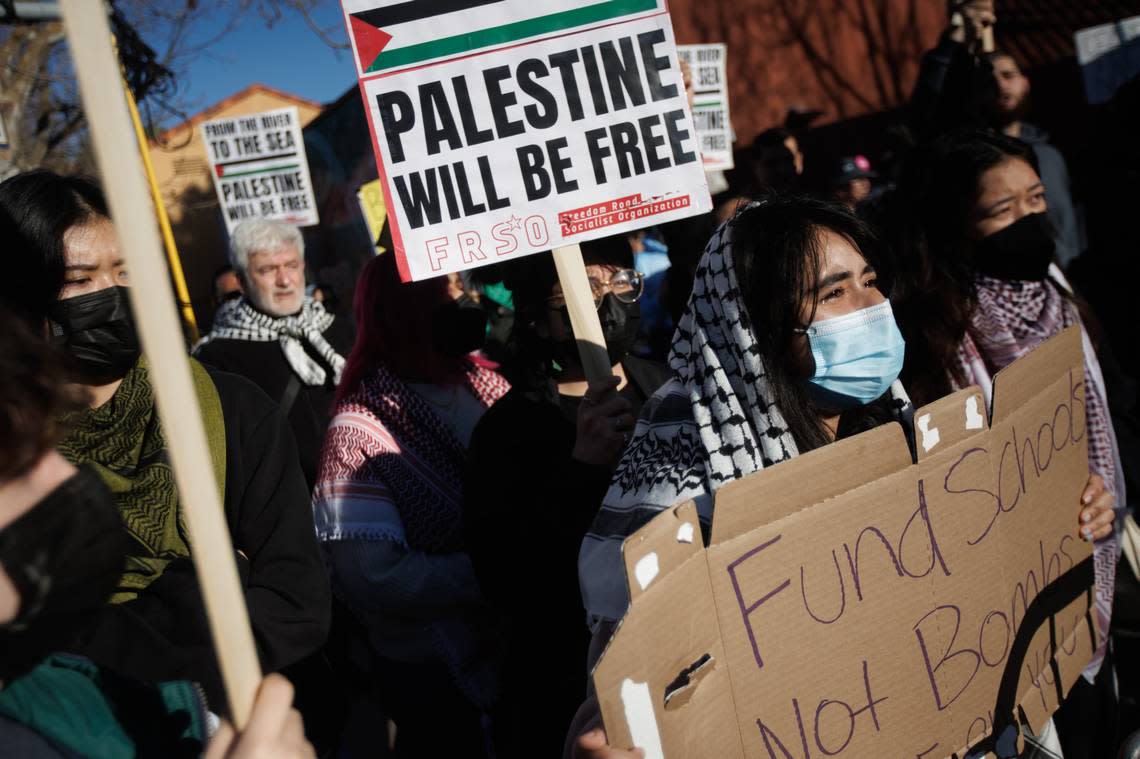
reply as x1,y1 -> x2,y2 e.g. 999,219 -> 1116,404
574,728 -> 645,759
949,0 -> 996,52
573,375 -> 636,469
1079,473 -> 1115,541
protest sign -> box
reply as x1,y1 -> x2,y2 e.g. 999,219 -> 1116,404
594,326 -> 1097,759
357,178 -> 388,253
676,44 -> 732,170
200,106 -> 319,233
0,107 -> 8,149
339,0 -> 712,282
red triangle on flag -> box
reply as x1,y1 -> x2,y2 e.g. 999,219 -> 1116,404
350,15 -> 393,72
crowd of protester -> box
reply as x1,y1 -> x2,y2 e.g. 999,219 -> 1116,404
1,3 -> 1138,758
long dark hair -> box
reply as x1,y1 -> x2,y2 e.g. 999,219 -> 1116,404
886,130 -> 1038,406
0,170 -> 109,327
0,306 -> 86,480
731,195 -> 894,452
336,253 -> 467,404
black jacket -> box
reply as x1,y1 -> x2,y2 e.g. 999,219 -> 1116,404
195,318 -> 354,490
462,355 -> 671,757
70,368 -> 331,712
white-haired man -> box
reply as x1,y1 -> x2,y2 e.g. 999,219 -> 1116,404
196,218 -> 353,488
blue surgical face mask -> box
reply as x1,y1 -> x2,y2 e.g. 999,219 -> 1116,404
798,299 -> 906,411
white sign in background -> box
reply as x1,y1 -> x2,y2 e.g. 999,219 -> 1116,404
677,43 -> 733,171
200,106 -> 319,234
356,14 -> 712,281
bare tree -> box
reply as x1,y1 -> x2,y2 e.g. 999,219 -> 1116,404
0,0 -> 343,176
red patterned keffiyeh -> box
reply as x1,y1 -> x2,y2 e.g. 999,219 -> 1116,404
952,266 -> 1124,680
313,360 -> 509,553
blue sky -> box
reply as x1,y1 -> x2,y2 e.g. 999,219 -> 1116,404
158,2 -> 357,123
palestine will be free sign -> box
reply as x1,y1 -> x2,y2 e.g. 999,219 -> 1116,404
200,106 -> 319,233
340,0 -> 712,281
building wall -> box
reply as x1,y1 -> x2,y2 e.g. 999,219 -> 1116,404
667,0 -> 945,144
149,87 -> 322,328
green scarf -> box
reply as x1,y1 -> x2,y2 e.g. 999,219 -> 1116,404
0,653 -> 207,758
56,357 -> 226,602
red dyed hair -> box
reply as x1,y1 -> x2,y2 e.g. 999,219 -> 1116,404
336,254 -> 464,404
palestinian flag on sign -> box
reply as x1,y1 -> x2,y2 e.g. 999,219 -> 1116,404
340,0 -> 666,77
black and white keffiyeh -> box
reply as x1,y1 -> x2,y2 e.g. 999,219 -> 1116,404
579,215 -> 912,628
198,296 -> 345,386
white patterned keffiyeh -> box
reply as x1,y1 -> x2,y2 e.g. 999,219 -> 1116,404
578,215 -> 912,629
198,296 -> 345,386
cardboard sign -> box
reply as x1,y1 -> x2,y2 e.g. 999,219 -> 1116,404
200,106 -> 320,233
595,326 -> 1097,759
340,1 -> 712,281
676,44 -> 733,170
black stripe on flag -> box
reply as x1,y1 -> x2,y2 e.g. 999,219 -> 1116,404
353,0 -> 505,28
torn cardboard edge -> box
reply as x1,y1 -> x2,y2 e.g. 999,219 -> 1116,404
594,326 -> 1098,759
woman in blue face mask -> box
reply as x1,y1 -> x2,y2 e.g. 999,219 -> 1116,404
887,130 -> 1122,759
570,196 -> 914,759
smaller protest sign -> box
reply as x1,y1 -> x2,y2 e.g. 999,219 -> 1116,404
357,178 -> 388,253
676,44 -> 732,170
200,106 -> 319,233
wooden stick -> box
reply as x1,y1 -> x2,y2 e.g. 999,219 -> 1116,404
59,0 -> 261,727
551,244 -> 613,384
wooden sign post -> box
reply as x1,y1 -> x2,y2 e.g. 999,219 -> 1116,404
59,0 -> 261,727
552,244 -> 614,384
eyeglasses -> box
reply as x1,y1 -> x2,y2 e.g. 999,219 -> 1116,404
547,268 -> 644,310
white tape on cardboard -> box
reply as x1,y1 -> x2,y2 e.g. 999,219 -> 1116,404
621,678 -> 665,759
635,552 -> 660,590
917,413 -> 941,452
965,395 -> 985,430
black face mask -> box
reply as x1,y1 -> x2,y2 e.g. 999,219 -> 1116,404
974,212 -> 1056,282
47,286 -> 141,383
0,467 -> 128,684
551,294 -> 642,372
431,300 -> 489,357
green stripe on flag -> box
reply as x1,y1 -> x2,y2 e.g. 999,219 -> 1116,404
366,0 -> 659,73
221,163 -> 300,179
